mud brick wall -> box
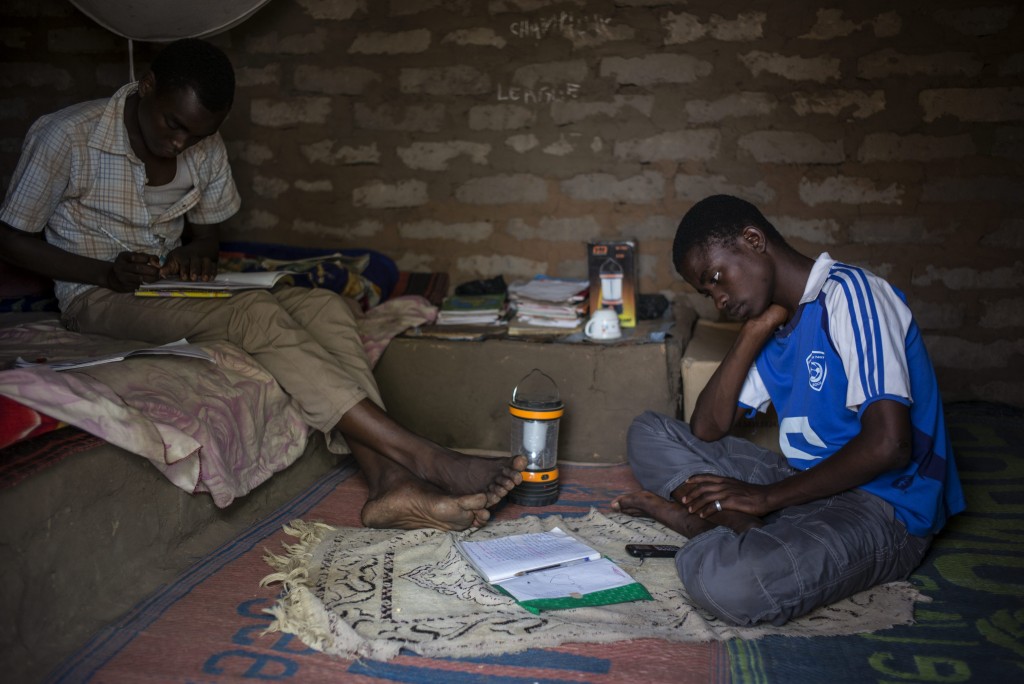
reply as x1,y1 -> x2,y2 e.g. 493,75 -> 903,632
1,0 -> 1022,406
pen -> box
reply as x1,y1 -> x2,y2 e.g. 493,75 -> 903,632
96,226 -> 135,254
514,557 -> 593,577
96,226 -> 164,265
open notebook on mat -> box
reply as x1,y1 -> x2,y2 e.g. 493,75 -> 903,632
456,527 -> 651,613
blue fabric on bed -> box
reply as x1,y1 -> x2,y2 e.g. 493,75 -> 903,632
219,241 -> 399,302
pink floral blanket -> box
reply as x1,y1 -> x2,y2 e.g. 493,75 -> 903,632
0,296 -> 436,507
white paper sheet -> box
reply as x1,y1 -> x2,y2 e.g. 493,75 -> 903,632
496,557 -> 636,601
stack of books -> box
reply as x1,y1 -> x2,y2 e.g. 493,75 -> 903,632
507,276 -> 589,335
436,293 -> 507,326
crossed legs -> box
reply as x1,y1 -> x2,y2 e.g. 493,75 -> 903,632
272,288 -> 526,530
610,411 -> 783,536
338,399 -> 524,530
611,411 -> 929,626
66,286 -> 526,531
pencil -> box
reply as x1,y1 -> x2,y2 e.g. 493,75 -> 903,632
134,290 -> 233,298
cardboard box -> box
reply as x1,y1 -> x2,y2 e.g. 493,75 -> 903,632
587,239 -> 638,328
681,318 -> 780,452
681,319 -> 742,422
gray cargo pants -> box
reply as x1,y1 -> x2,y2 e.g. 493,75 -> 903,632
627,410 -> 931,626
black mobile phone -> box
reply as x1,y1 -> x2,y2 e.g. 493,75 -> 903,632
625,544 -> 681,558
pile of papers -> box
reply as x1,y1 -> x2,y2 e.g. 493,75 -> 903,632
436,293 -> 507,325
507,276 -> 589,335
15,339 -> 214,372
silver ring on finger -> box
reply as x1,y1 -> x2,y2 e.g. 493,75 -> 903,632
714,500 -> 723,512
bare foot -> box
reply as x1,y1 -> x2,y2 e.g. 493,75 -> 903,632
366,444 -> 527,506
337,400 -> 526,506
611,490 -> 714,539
414,449 -> 527,507
612,489 -> 764,536
361,478 -> 491,531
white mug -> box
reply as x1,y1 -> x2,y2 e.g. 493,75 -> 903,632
585,309 -> 622,340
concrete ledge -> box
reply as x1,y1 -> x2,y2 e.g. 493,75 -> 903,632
0,435 -> 340,683
374,313 -> 694,464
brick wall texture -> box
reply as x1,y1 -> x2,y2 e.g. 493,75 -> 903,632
1,0 -> 1022,407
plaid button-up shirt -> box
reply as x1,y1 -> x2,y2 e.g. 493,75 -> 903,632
0,82 -> 241,310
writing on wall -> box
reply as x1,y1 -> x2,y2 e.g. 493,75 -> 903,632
509,12 -> 612,41
496,82 -> 582,104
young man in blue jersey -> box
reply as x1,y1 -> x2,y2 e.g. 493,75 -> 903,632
612,194 -> 965,626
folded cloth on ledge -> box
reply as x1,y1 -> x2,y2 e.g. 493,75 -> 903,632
0,295 -> 437,505
0,326 -> 307,506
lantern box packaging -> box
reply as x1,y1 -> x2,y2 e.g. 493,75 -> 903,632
587,239 -> 638,328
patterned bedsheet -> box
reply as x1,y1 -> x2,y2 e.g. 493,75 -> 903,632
0,295 -> 436,507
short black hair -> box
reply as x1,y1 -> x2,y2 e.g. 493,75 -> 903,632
672,194 -> 784,273
150,38 -> 235,113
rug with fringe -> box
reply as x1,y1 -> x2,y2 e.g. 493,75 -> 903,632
45,403 -> 1023,682
260,509 -> 923,661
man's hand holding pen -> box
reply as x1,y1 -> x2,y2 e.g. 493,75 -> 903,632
105,247 -> 218,291
155,247 -> 218,282
106,250 -> 163,291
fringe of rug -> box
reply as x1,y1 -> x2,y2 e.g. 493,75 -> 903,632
260,519 -> 332,586
259,519 -> 402,661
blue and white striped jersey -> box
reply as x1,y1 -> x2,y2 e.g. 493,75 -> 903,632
738,253 -> 966,536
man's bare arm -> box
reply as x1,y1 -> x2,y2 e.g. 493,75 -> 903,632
690,303 -> 789,441
682,399 -> 912,518
765,398 -> 911,508
0,221 -> 159,292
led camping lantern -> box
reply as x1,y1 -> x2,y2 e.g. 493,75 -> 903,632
508,369 -> 564,507
599,257 -> 624,313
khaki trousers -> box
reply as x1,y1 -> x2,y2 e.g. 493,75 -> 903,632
63,286 -> 382,439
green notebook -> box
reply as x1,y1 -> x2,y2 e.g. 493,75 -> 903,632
439,293 -> 506,314
494,558 -> 652,614
457,528 -> 652,614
